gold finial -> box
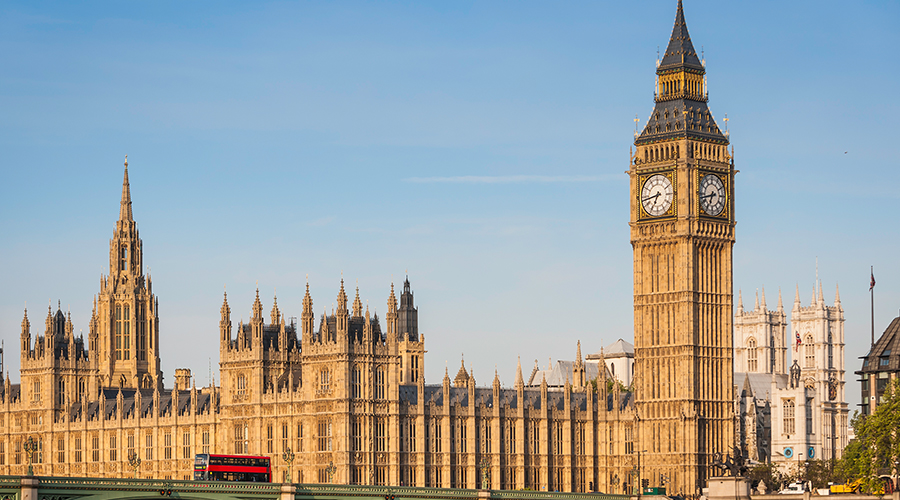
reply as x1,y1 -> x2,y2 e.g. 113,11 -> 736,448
124,155 -> 128,168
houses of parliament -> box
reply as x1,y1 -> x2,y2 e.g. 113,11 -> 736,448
2,2 -> 738,496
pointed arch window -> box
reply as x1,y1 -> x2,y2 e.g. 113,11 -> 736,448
784,398 -> 796,434
120,246 -> 127,271
123,304 -> 131,360
115,305 -> 123,360
351,366 -> 362,398
747,337 -> 758,372
804,335 -> 815,368
375,366 -> 386,399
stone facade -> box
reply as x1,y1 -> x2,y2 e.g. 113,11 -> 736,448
733,285 -> 849,467
1,3 -> 737,496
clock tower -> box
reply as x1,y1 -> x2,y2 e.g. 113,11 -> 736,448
630,1 -> 735,494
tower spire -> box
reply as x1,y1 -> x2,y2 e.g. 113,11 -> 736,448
119,156 -> 133,221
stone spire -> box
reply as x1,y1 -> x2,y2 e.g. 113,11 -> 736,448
352,285 -> 363,318
817,280 -> 824,306
119,156 -> 133,221
794,284 -> 801,310
252,287 -> 263,320
515,356 -> 524,389
835,283 -> 841,308
777,288 -> 784,313
761,286 -> 767,310
737,289 -> 743,314
270,291 -> 280,325
754,290 -> 759,311
301,278 -> 314,338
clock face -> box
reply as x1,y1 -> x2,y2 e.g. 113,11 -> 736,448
699,174 -> 726,216
641,174 -> 674,217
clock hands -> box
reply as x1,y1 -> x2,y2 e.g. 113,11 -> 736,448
700,192 -> 718,201
642,192 -> 661,203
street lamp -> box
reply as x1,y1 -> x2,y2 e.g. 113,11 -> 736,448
325,461 -> 336,483
479,457 -> 491,490
128,451 -> 142,479
282,447 -> 295,483
23,436 -> 38,476
637,449 -> 648,495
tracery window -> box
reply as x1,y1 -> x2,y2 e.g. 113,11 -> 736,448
804,335 -> 815,368
747,337 -> 758,372
351,365 -> 362,398
319,369 -> 330,393
375,366 -> 385,399
317,418 -> 333,452
784,399 -> 796,434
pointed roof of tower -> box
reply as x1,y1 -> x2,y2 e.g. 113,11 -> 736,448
119,157 -> 133,221
454,357 -> 469,388
352,285 -> 363,318
777,288 -> 784,312
835,283 -> 841,306
818,280 -> 824,304
794,284 -> 801,306
659,0 -> 704,71
575,340 -> 583,367
761,286 -> 767,310
252,287 -> 263,320
737,289 -> 743,313
515,356 -> 524,388
754,289 -> 760,310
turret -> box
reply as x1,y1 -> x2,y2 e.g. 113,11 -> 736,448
20,308 -> 31,355
336,278 -> 348,336
398,276 -> 418,341
301,280 -> 314,342
220,289 -> 231,345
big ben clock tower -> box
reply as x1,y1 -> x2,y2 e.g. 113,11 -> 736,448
630,1 -> 734,494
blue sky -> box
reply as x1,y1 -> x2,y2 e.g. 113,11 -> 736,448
1,1 -> 898,411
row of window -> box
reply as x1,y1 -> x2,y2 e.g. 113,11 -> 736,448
0,431 -> 211,465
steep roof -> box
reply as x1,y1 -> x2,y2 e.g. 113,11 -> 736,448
659,0 -> 704,71
858,316 -> 900,374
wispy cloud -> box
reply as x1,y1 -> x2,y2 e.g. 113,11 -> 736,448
403,175 -> 619,184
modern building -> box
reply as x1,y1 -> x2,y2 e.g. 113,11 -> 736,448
857,316 -> 900,417
1,2 -> 736,495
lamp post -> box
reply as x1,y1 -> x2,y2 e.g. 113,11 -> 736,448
23,436 -> 38,476
128,451 -> 142,479
325,461 -> 336,484
282,447 -> 295,483
479,457 -> 491,490
637,449 -> 648,495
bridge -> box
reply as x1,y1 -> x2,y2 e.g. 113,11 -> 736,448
0,476 -> 629,500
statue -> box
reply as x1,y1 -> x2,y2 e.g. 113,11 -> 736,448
712,446 -> 749,477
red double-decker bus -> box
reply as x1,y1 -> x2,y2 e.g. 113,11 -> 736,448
193,454 -> 272,482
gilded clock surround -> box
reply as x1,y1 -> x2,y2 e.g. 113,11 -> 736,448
638,168 -> 677,220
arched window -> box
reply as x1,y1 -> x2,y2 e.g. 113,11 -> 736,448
115,305 -> 123,360
784,399 -> 795,434
319,368 -> 330,393
120,246 -> 127,271
804,335 -> 815,368
747,338 -> 758,372
123,305 -> 130,360
236,373 -> 247,398
375,367 -> 385,399
351,366 -> 362,398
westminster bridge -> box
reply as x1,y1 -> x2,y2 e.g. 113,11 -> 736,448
0,476 -> 628,500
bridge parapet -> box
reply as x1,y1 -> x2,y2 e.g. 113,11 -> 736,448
0,476 -> 629,500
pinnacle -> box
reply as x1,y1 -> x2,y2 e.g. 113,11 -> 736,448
119,158 -> 133,222
658,0 -> 703,71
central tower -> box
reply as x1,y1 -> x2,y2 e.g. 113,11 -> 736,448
629,1 -> 735,494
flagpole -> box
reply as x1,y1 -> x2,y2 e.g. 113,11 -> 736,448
871,266 -> 875,349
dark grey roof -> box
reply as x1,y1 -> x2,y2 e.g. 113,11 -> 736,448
659,0 -> 704,71
858,316 -> 900,374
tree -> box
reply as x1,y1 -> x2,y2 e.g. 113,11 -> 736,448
848,378 -> 900,493
748,462 -> 785,492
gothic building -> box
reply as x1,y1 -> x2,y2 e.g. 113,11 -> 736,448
733,285 -> 849,466
2,2 -> 736,496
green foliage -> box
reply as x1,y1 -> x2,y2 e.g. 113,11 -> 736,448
841,378 -> 900,493
802,459 -> 837,490
588,376 -> 632,394
748,462 -> 785,492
